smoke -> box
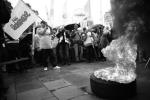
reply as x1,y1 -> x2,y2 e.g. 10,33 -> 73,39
110,0 -> 150,56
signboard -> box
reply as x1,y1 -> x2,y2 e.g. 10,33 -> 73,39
104,12 -> 113,27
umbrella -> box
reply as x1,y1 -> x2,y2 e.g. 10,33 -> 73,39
91,24 -> 104,29
64,23 -> 80,31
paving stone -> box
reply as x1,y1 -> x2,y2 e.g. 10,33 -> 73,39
16,79 -> 42,93
15,77 -> 37,86
53,86 -> 86,100
71,94 -> 101,100
38,70 -> 56,78
43,96 -> 58,100
63,73 -> 89,87
38,75 -> 61,82
7,83 -> 16,100
43,79 -> 72,90
63,65 -> 78,71
71,69 -> 93,78
38,70 -> 62,82
15,73 -> 38,86
17,87 -> 54,100
80,85 -> 93,94
5,61 -> 150,100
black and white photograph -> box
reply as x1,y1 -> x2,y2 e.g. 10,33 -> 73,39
0,0 -> 150,100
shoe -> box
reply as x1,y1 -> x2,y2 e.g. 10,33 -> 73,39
44,67 -> 48,71
53,66 -> 61,70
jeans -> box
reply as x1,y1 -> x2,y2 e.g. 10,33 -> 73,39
41,49 -> 57,67
59,43 -> 70,64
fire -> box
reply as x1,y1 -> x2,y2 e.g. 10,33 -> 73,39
94,35 -> 137,83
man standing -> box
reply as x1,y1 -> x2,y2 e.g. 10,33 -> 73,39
57,29 -> 70,65
35,21 -> 60,70
71,24 -> 80,62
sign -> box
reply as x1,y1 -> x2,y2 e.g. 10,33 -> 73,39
3,0 -> 40,40
104,12 -> 113,27
104,12 -> 113,23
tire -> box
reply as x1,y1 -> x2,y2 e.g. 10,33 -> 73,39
90,73 -> 137,99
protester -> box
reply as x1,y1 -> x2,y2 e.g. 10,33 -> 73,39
84,29 -> 95,62
57,28 -> 71,65
92,29 -> 100,61
51,28 -> 59,65
99,27 -> 110,61
19,26 -> 33,58
80,28 -> 87,61
35,21 -> 60,70
71,24 -> 81,62
34,25 -> 43,65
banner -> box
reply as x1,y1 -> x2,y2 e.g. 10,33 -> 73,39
104,12 -> 113,27
3,0 -> 40,40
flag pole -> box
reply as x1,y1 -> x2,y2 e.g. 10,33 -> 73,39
145,57 -> 150,68
31,22 -> 36,64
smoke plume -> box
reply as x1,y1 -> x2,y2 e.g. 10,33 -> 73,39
110,0 -> 150,56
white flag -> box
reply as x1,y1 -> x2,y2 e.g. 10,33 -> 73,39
3,0 -> 40,40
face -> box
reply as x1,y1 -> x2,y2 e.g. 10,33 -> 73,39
74,24 -> 78,30
53,29 -> 57,33
41,23 -> 46,28
36,26 -> 45,35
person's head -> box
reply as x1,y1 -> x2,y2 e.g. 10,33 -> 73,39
52,28 -> 57,33
36,25 -> 45,35
103,27 -> 110,35
106,26 -> 109,30
96,27 -> 99,31
83,27 -> 86,32
65,30 -> 70,34
74,24 -> 78,30
40,21 -> 47,28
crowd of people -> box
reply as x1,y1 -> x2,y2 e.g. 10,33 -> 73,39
33,21 -> 113,71
0,20 -> 148,72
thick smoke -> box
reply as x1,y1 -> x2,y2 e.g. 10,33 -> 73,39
110,0 -> 150,56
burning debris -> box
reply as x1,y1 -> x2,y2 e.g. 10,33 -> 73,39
90,0 -> 145,98
91,33 -> 138,97
93,0 -> 150,83
94,34 -> 137,83
91,26 -> 138,97
94,21 -> 138,83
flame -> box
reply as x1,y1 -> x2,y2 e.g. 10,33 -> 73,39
94,35 -> 137,83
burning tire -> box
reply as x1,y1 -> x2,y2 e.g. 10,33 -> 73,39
90,73 -> 136,99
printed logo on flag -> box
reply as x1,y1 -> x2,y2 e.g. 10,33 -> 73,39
3,0 -> 40,40
10,11 -> 31,30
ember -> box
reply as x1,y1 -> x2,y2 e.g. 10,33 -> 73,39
94,34 -> 137,83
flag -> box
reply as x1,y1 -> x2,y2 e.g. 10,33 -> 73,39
3,0 -> 40,40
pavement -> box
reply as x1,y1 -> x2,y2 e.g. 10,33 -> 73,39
3,61 -> 150,100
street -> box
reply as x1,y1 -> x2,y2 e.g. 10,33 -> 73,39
4,61 -> 150,100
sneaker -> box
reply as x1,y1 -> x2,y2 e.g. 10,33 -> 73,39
53,66 -> 61,70
44,67 -> 48,71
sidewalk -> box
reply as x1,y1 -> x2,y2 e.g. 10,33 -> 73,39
4,61 -> 150,100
